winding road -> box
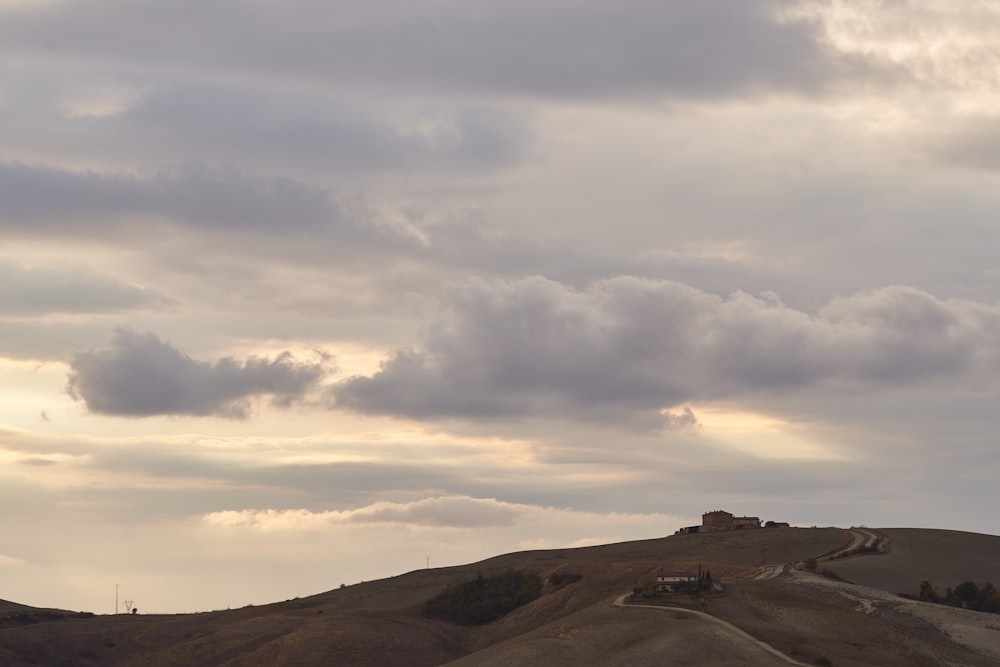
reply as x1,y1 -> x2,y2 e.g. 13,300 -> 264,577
611,528 -> 891,666
613,595 -> 812,666
825,527 -> 886,560
754,563 -> 786,580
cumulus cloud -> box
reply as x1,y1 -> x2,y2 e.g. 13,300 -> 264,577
661,406 -> 701,431
813,0 -> 1000,91
331,277 -> 1000,425
66,328 -> 330,418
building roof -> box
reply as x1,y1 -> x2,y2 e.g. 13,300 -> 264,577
656,568 -> 697,578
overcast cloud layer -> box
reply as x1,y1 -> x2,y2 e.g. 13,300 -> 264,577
2,0 -> 1000,614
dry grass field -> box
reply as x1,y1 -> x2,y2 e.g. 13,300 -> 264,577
441,601 -> 796,667
822,528 -> 1000,598
1,526 -> 999,666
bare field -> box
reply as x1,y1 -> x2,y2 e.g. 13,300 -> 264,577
710,573 -> 998,667
441,600 -> 796,667
823,528 -> 1000,597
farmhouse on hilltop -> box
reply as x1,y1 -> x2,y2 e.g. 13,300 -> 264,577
675,509 -> 784,534
702,510 -> 760,530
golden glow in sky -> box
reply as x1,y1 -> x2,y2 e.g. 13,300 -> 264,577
694,405 -> 846,461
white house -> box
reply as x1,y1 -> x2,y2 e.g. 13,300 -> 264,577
655,570 -> 697,592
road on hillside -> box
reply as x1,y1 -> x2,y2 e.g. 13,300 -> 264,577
825,528 -> 886,560
754,564 -> 786,580
613,595 -> 812,667
750,528 -> 887,582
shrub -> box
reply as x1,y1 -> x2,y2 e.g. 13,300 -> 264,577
425,570 -> 543,625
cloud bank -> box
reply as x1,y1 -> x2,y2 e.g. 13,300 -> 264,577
205,496 -> 522,530
332,277 -> 1000,425
0,0 -> 881,99
203,495 -> 678,535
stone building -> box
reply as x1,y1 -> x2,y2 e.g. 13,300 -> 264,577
701,510 -> 761,531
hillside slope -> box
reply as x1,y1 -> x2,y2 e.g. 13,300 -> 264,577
0,527 -> 998,666
823,528 -> 1000,597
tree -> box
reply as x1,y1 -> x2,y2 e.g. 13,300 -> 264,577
919,580 -> 937,602
979,581 -> 999,613
951,581 -> 980,609
921,580 -> 1000,615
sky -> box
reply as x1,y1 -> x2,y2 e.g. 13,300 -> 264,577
2,0 -> 1000,614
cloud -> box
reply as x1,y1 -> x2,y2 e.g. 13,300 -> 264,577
203,495 -> 683,535
929,115 -> 1000,173
812,0 -> 1000,92
18,457 -> 58,466
0,260 -> 168,316
0,319 -> 112,362
66,328 -> 330,418
661,406 -> 700,430
0,161 -> 431,273
0,161 -> 336,234
108,84 -> 527,170
0,553 -> 25,567
0,81 -> 527,175
331,277 -> 1000,425
206,496 -> 521,530
0,0 -> 883,100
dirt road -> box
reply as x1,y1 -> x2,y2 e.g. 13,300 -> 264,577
613,595 -> 812,666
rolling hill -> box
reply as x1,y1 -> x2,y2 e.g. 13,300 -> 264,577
1,527 -> 998,666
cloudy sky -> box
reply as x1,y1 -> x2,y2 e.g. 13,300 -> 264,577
3,0 -> 1000,613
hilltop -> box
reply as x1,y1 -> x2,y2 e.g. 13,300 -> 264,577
1,527 -> 999,666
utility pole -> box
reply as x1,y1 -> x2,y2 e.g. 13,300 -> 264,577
115,584 -> 118,616
426,556 -> 429,569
